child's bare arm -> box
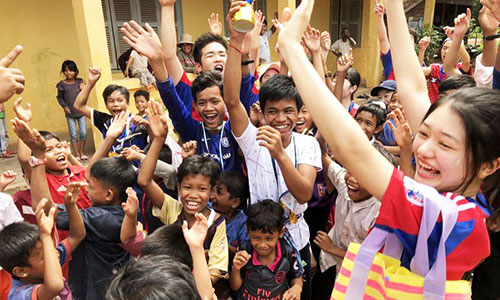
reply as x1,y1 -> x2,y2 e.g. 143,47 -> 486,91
64,182 -> 87,250
229,250 -> 251,291
443,10 -> 471,76
417,37 -> 430,67
374,1 -> 390,54
303,26 -> 325,80
159,0 -> 185,85
73,67 -> 101,119
120,187 -> 139,244
13,97 -> 33,180
479,5 -> 499,67
333,49 -> 354,110
124,55 -> 134,77
0,170 -> 16,192
388,109 -> 415,178
137,101 -> 169,208
283,278 -> 303,300
182,213 -> 215,300
35,199 -> 65,300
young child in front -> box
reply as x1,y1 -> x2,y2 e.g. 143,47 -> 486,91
133,89 -> 149,118
230,200 -> 303,300
13,114 -> 137,300
73,67 -> 148,154
135,101 -> 228,292
0,189 -> 86,300
277,0 -> 495,290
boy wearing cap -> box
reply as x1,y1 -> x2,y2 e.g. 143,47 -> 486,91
177,34 -> 196,73
370,80 -> 396,105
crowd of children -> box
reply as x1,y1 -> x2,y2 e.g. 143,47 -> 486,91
0,0 -> 500,299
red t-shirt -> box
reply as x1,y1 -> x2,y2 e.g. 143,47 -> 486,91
376,168 -> 490,280
46,165 -> 91,209
427,63 -> 472,104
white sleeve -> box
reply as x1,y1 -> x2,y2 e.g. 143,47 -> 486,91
233,123 -> 258,156
297,135 -> 322,171
264,29 -> 273,39
327,161 -> 347,190
0,193 -> 23,230
474,54 -> 493,88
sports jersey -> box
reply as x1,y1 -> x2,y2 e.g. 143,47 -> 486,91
236,239 -> 303,300
380,50 -> 396,81
8,239 -> 72,300
226,210 -> 249,248
157,78 -> 242,172
90,109 -> 148,154
175,71 -> 202,121
348,102 -> 358,118
377,119 -> 396,146
46,165 -> 91,209
375,167 -> 490,280
240,73 -> 259,114
427,63 -> 471,103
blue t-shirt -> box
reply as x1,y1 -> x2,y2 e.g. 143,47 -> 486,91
9,240 -> 72,300
57,206 -> 130,300
157,78 -> 242,172
377,119 -> 397,146
226,210 -> 249,248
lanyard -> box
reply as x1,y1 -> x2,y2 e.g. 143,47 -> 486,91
202,121 -> 225,171
270,135 -> 297,201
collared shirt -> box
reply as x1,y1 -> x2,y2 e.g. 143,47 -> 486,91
319,161 -> 380,273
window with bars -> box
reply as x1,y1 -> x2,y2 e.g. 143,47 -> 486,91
101,0 -> 183,70
330,0 -> 363,46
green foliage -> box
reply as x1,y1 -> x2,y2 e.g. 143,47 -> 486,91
417,24 -> 445,65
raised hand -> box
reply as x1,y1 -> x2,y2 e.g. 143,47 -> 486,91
0,45 -> 25,103
120,147 -> 142,161
232,250 -> 251,271
481,0 -> 500,22
122,187 -> 139,218
158,0 -> 176,7
64,181 -> 88,207
277,0 -> 314,51
181,140 -> 197,159
374,0 -> 385,18
208,13 -> 223,36
454,8 -> 471,38
106,111 -> 129,139
0,170 -> 17,192
479,4 -> 500,35
146,100 -> 168,138
13,97 -> 32,122
35,198 -> 56,236
256,126 -> 285,159
88,67 -> 101,85
336,48 -> 354,73
320,31 -> 332,52
443,26 -> 455,40
182,213 -> 208,249
418,36 -> 431,51
303,26 -> 321,53
226,1 -> 250,40
388,108 -> 413,148
132,115 -> 150,127
11,118 -> 46,156
121,21 -> 163,61
249,101 -> 265,127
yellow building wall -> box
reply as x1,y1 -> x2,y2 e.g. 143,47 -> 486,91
0,0 -> 87,146
181,0 -> 225,41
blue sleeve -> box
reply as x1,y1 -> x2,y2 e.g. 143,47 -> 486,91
493,68 -> 500,90
240,74 -> 259,114
8,285 -> 36,300
58,207 -> 123,242
157,78 -> 198,141
380,50 -> 393,81
238,222 -> 249,244
175,78 -> 194,114
377,121 -> 396,146
56,241 -> 70,266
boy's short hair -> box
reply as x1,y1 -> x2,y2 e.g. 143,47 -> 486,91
133,89 -> 150,101
191,71 -> 223,103
144,144 -> 172,165
355,100 -> 387,127
177,155 -> 221,188
90,157 -> 137,202
438,75 -> 476,95
141,224 -> 193,269
0,222 -> 39,274
259,75 -> 302,112
246,200 -> 284,234
104,255 -> 200,300
39,131 -> 61,142
103,84 -> 130,104
218,171 -> 249,210
372,143 -> 398,167
193,33 -> 228,65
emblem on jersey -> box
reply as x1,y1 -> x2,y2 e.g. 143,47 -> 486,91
275,270 -> 286,284
221,136 -> 230,148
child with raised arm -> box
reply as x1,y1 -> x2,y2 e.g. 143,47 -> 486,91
73,67 -> 148,154
0,191 -> 86,300
13,114 -> 136,300
230,200 -> 303,300
277,0 -> 496,286
136,100 -> 228,293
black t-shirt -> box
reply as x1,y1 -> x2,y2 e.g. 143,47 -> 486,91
57,205 -> 131,300
237,238 -> 302,300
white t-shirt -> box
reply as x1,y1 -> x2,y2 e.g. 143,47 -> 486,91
474,53 -> 493,88
234,123 -> 322,250
130,50 -> 149,72
259,30 -> 273,64
0,192 -> 23,230
331,38 -> 355,56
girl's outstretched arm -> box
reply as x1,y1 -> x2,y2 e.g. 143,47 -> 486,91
385,0 -> 430,133
277,0 -> 393,200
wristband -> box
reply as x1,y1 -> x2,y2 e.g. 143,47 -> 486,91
241,60 -> 254,66
29,156 -> 46,168
484,34 -> 500,41
325,71 -> 332,78
228,42 -> 243,54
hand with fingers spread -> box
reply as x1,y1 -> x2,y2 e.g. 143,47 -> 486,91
303,26 -> 321,54
256,126 -> 285,159
106,111 -> 129,139
479,5 -> 500,36
336,48 -> 354,74
65,181 -> 88,207
418,36 -> 431,51
146,100 -> 169,139
121,21 -> 163,61
122,187 -> 139,219
277,0 -> 314,52
0,45 -> 25,103
181,140 -> 197,159
481,0 -> 500,22
232,250 -> 251,271
454,8 -> 471,38
254,10 -> 265,33
13,97 -> 32,122
88,67 -> 101,85
388,109 -> 413,149
0,170 -> 17,192
208,13 -> 223,36
36,198 -> 56,236
182,213 -> 208,249
11,118 -> 46,157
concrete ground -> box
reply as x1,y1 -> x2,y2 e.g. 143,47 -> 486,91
0,86 -> 372,196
